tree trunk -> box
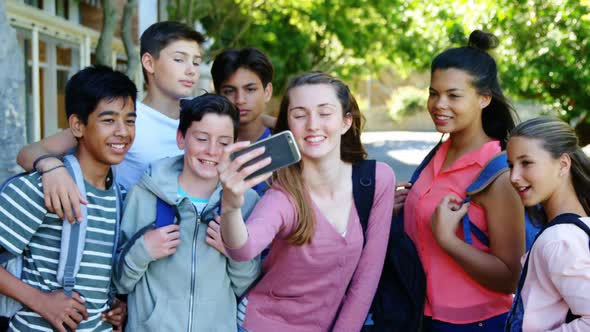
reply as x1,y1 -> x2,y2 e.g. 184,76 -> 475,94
0,2 -> 26,180
122,0 -> 139,78
95,0 -> 119,66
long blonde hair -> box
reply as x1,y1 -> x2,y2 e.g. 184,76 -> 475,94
272,72 -> 367,245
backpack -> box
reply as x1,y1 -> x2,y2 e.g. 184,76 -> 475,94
353,143 -> 541,331
0,154 -> 122,317
353,160 -> 425,332
505,213 -> 588,331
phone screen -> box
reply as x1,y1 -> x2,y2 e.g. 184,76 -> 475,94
230,130 -> 301,179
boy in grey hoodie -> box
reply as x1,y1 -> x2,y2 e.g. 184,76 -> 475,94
113,94 -> 260,332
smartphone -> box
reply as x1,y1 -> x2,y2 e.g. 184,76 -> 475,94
230,130 -> 301,180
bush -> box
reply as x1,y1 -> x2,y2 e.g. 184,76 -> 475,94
387,86 -> 428,122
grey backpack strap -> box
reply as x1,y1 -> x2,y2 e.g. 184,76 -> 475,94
57,154 -> 88,297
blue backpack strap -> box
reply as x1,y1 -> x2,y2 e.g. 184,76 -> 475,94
154,197 -> 177,228
352,159 -> 376,243
115,196 -> 177,280
58,154 -> 88,298
460,152 -> 509,246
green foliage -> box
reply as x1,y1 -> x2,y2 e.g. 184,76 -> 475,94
388,86 -> 428,122
168,0 -> 590,142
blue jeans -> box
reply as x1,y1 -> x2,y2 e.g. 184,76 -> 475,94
424,313 -> 508,332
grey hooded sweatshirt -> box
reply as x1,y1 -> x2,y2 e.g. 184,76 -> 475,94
114,155 -> 260,332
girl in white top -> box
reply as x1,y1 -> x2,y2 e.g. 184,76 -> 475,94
506,116 -> 590,331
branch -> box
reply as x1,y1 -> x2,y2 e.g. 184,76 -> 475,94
122,0 -> 139,78
95,0 -> 119,66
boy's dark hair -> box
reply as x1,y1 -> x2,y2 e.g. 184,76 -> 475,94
211,47 -> 274,92
65,65 -> 137,124
178,94 -> 240,140
140,21 -> 205,83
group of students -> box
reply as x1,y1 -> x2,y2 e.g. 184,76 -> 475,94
0,19 -> 587,332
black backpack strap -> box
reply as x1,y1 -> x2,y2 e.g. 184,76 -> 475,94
352,160 -> 376,246
409,140 -> 443,184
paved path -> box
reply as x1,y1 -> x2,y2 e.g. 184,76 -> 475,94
361,131 -> 441,182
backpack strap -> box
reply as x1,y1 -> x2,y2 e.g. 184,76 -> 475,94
460,152 -> 509,246
409,140 -> 443,184
114,196 -> 178,281
58,154 -> 88,297
155,197 -> 177,228
352,159 -> 376,244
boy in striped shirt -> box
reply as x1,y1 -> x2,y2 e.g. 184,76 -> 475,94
0,65 -> 136,332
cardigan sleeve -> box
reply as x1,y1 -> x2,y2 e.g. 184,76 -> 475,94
333,162 -> 395,331
225,188 -> 296,261
542,229 -> 590,332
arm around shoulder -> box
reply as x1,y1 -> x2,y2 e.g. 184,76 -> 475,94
17,129 -> 77,171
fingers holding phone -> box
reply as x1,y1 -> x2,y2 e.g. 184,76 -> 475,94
218,141 -> 272,211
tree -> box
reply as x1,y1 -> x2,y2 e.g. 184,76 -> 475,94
169,0 -> 590,143
95,0 -> 139,78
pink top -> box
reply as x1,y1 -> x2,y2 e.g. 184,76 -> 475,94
521,217 -> 590,331
225,162 -> 395,332
404,139 -> 512,324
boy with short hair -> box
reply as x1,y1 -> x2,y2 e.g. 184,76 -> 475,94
16,21 -> 205,221
114,94 -> 260,332
211,47 -> 275,195
0,65 -> 137,332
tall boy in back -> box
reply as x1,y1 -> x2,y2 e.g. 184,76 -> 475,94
16,21 -> 204,220
211,46 -> 275,196
0,65 -> 136,332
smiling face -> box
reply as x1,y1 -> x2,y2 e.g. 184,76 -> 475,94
507,136 -> 564,207
219,67 -> 272,125
286,84 -> 352,162
72,97 -> 136,170
428,68 -> 491,136
177,113 -> 235,180
143,39 -> 202,99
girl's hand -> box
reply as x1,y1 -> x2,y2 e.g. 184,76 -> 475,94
430,194 -> 469,249
393,181 -> 412,217
218,141 -> 271,213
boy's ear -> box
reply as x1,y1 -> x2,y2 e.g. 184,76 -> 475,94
69,114 -> 85,139
142,53 -> 156,77
176,129 -> 185,150
264,83 -> 273,103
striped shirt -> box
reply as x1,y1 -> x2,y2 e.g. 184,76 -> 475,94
0,172 -> 117,332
